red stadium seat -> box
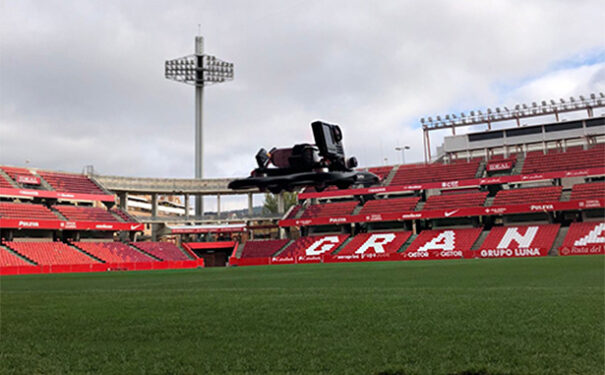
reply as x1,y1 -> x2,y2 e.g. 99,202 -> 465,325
423,192 -> 487,211
479,224 -> 560,255
358,197 -> 419,215
131,242 -> 190,261
559,222 -> 605,254
406,228 -> 482,252
0,202 -> 60,221
74,242 -> 155,263
0,247 -> 32,267
240,239 -> 289,258
37,170 -> 106,195
492,186 -> 562,206
54,205 -> 119,222
300,201 -> 358,219
522,144 -> 605,174
4,241 -> 98,265
389,160 -> 481,186
570,182 -> 605,201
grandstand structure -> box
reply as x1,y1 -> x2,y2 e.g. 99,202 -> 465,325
1,95 -> 604,273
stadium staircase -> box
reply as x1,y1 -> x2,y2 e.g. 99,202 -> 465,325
414,201 -> 425,211
382,165 -> 399,186
30,170 -> 54,190
351,204 -> 364,215
549,227 -> 569,256
483,196 -> 495,207
0,169 -> 19,188
128,243 -> 164,261
1,244 -> 36,265
398,233 -> 417,252
470,230 -> 490,250
69,243 -> 106,263
272,239 -> 294,257
511,153 -> 525,175
109,211 -> 126,222
331,236 -> 355,255
233,242 -> 245,258
559,189 -> 572,202
88,176 -> 115,196
49,206 -> 68,221
474,160 -> 486,178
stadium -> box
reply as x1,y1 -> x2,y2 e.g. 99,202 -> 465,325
1,2 -> 604,374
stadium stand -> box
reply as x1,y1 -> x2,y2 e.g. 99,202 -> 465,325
284,205 -> 302,220
570,182 -> 605,201
54,205 -> 120,222
0,175 -> 14,189
110,207 -> 138,222
278,234 -> 349,257
522,144 -> 605,174
389,160 -> 480,185
479,224 -> 560,254
406,228 -> 482,252
0,202 -> 60,221
358,196 -> 420,215
37,170 -> 106,194
74,242 -> 156,263
0,247 -> 32,267
4,241 -> 98,265
337,231 -> 411,255
367,166 -> 393,181
560,222 -> 605,252
131,242 -> 190,261
300,201 -> 358,218
0,166 -> 38,185
492,186 -> 562,206
240,239 -> 289,258
422,191 -> 487,211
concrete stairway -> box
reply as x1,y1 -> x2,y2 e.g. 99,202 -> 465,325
475,160 -> 486,178
233,242 -> 245,258
0,169 -> 19,188
332,236 -> 354,255
471,230 -> 490,250
414,201 -> 425,211
549,227 -> 569,256
560,189 -> 572,202
398,233 -> 417,252
272,239 -> 294,257
484,196 -> 495,207
511,153 -> 525,175
128,243 -> 163,261
1,244 -> 37,264
49,206 -> 68,221
351,203 -> 364,215
67,243 -> 105,263
30,170 -> 55,190
382,165 -> 399,186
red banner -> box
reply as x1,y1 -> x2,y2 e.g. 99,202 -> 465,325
298,167 -> 605,199
0,187 -> 115,202
279,199 -> 604,227
486,161 -> 513,171
16,175 -> 41,185
559,246 -> 605,256
0,218 -> 144,231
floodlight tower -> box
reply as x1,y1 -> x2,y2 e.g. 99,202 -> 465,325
165,36 -> 234,217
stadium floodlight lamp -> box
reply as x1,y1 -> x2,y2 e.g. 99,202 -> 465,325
550,100 -> 556,105
600,92 -> 604,98
428,116 -> 433,122
590,93 -> 596,99
579,95 -> 585,101
470,110 -> 475,116
445,114 -> 450,120
420,118 -> 425,124
436,115 -> 442,121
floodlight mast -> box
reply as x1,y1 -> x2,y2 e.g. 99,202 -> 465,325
165,36 -> 234,217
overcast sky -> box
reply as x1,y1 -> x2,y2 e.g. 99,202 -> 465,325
1,0 -> 604,209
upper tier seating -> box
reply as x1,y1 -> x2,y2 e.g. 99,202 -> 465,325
570,182 -> 605,201
406,228 -> 482,252
560,222 -> 605,251
1,166 -> 38,185
300,201 -> 358,219
358,197 -> 420,215
110,207 -> 137,222
5,241 -> 98,265
278,234 -> 349,257
0,175 -> 13,189
131,242 -> 190,261
240,239 -> 289,258
0,202 -> 59,221
74,242 -> 155,263
479,224 -> 560,252
37,170 -> 106,194
389,160 -> 480,186
423,192 -> 488,211
54,205 -> 119,222
367,166 -> 393,182
522,144 -> 605,174
284,205 -> 302,220
337,231 -> 412,255
0,248 -> 32,267
492,186 -> 562,206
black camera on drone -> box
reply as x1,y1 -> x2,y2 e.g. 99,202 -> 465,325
228,121 -> 379,193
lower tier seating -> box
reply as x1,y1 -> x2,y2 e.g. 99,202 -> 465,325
406,228 -> 482,252
131,242 -> 190,261
240,239 -> 289,258
74,242 -> 155,263
278,234 -> 349,257
4,241 -> 98,265
337,231 -> 411,255
110,207 -> 137,222
570,182 -> 605,201
0,247 -> 32,266
560,222 -> 605,251
479,224 -> 560,252
492,186 -> 562,206
0,202 -> 59,221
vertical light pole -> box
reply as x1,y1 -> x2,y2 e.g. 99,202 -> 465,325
395,145 -> 410,165
165,36 -> 234,218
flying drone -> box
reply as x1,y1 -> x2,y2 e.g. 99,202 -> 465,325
228,121 -> 379,194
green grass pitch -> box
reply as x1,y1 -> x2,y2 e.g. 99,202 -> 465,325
1,256 -> 603,374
